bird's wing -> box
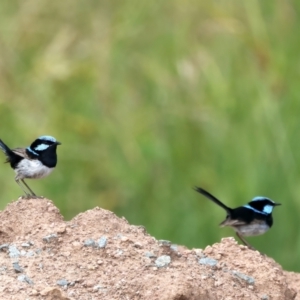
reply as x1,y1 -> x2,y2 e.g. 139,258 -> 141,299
220,219 -> 247,227
11,148 -> 29,159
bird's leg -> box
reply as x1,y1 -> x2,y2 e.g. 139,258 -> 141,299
236,232 -> 256,250
16,179 -> 30,199
22,180 -> 44,199
21,179 -> 38,198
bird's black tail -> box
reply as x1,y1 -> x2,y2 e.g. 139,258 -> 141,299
0,139 -> 14,163
194,187 -> 232,213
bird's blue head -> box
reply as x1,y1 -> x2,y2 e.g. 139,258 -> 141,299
27,135 -> 61,157
244,197 -> 281,215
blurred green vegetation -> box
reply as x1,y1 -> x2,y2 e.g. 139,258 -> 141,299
0,0 -> 299,271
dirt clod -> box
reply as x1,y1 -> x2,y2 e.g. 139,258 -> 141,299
0,198 -> 298,299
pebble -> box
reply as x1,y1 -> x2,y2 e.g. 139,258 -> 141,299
18,275 -> 33,285
26,251 -> 35,257
84,280 -> 94,287
231,271 -> 255,285
198,257 -> 218,267
61,251 -> 71,257
43,234 -> 58,243
97,237 -> 107,248
214,280 -> 223,287
114,249 -> 123,256
40,287 -> 63,296
8,245 -> 20,258
21,243 -> 31,248
221,237 -> 236,244
13,262 -> 23,273
193,249 -> 205,258
57,279 -> 69,286
93,285 -> 106,291
170,244 -> 178,252
215,254 -> 222,260
72,241 -> 81,248
204,246 -> 213,254
120,236 -> 129,242
84,239 -> 96,247
87,264 -> 97,270
155,255 -> 171,268
55,224 -> 66,233
30,289 -> 38,296
158,240 -> 171,246
0,244 -> 9,251
144,251 -> 156,258
133,242 -> 142,248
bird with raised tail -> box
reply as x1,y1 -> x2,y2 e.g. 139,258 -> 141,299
194,187 -> 281,250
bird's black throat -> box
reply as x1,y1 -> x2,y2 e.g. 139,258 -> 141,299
38,145 -> 58,168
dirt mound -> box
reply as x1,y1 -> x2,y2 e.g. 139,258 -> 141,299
0,198 -> 298,300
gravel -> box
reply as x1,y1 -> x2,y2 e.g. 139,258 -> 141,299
84,239 -> 96,247
198,257 -> 218,267
0,244 -> 9,251
8,245 -> 20,258
155,255 -> 171,268
13,262 -> 23,273
232,271 -> 255,285
158,240 -> 171,246
57,279 -> 69,286
144,251 -> 156,258
97,236 -> 107,248
43,234 -> 58,243
18,275 -> 33,285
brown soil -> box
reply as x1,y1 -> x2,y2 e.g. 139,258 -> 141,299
0,198 -> 298,300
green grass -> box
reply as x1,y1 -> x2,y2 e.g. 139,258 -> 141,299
0,0 -> 299,271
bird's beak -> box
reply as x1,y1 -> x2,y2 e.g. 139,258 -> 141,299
56,141 -> 62,145
274,203 -> 281,206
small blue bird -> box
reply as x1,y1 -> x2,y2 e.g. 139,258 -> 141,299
194,187 -> 281,249
0,136 -> 61,198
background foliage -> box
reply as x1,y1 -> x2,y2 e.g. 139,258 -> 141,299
0,0 -> 299,271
